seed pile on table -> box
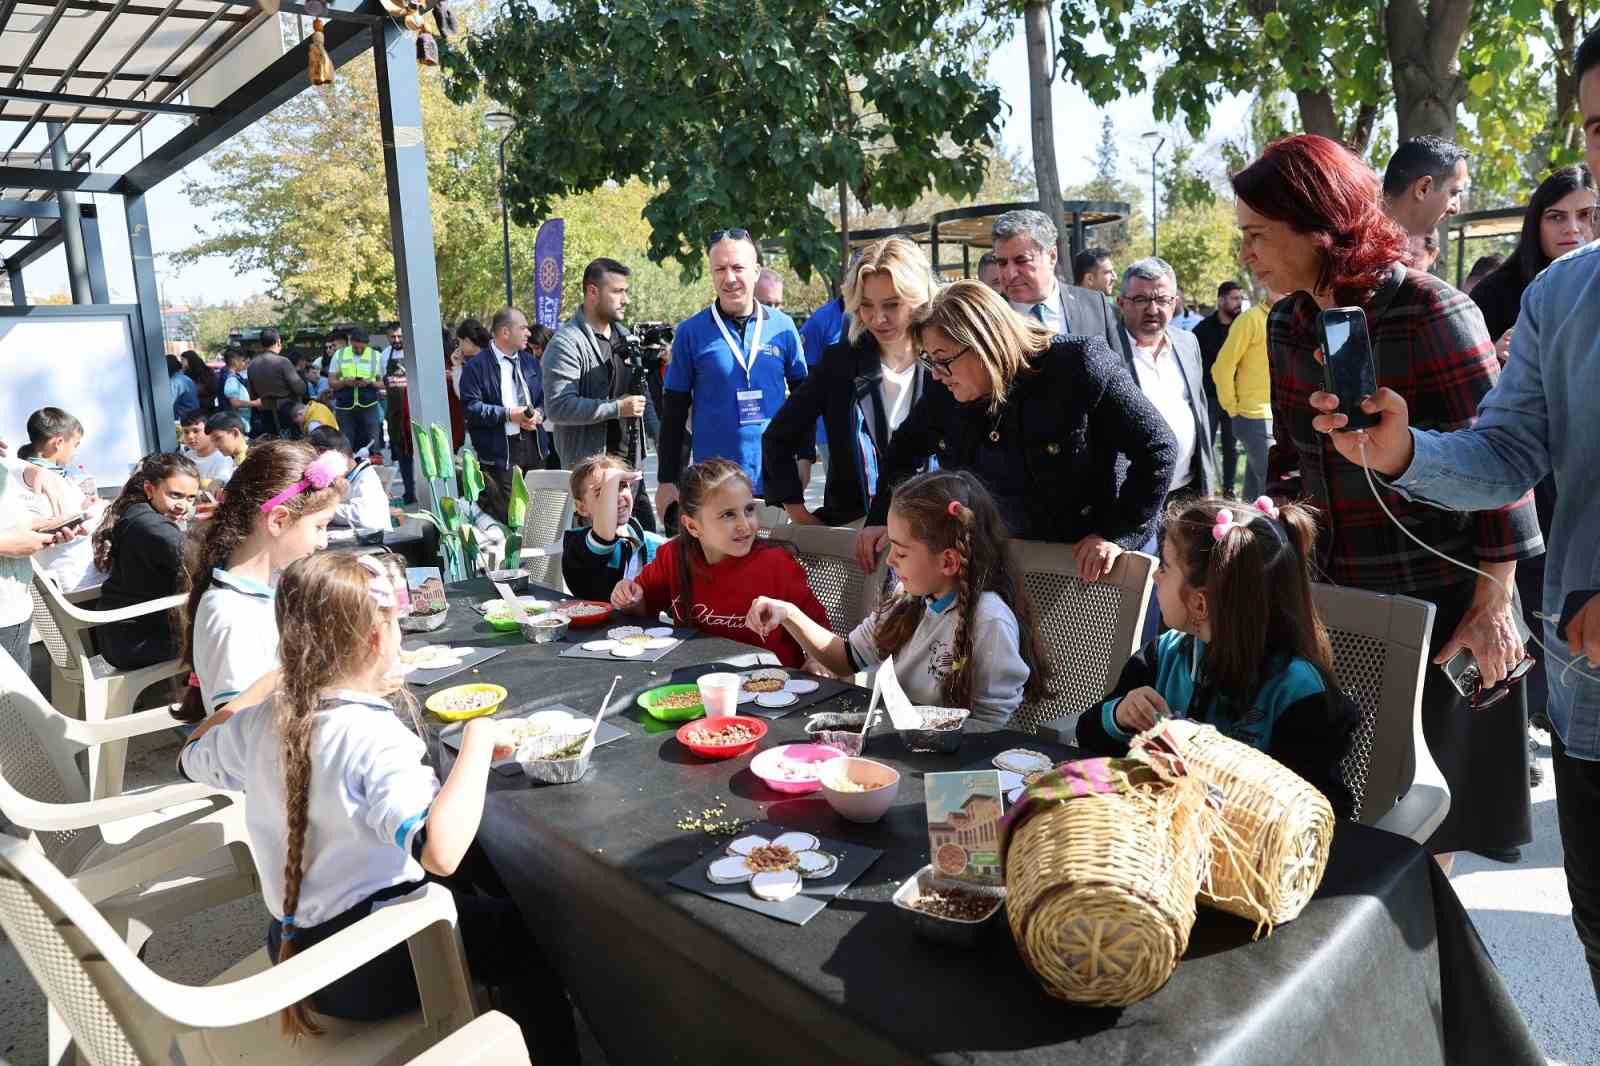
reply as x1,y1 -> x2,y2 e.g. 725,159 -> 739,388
675,802 -> 749,837
684,722 -> 758,746
910,888 -> 996,922
744,844 -> 798,872
654,691 -> 704,711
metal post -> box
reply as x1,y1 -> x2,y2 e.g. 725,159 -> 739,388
1149,157 -> 1159,256
1071,211 -> 1086,261
78,204 -> 109,303
5,266 -> 23,307
962,243 -> 971,279
46,122 -> 91,303
125,193 -> 178,453
372,21 -> 450,462
498,136 -> 513,306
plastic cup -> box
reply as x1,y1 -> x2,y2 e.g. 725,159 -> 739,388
697,672 -> 741,718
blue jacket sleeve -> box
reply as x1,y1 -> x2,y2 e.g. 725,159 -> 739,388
461,356 -> 508,429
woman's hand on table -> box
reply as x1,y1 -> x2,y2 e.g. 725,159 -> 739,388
610,579 -> 645,612
1070,535 -> 1122,582
855,525 -> 888,571
1114,687 -> 1169,733
745,596 -> 791,638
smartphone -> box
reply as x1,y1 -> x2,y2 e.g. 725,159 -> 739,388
37,512 -> 87,535
1441,612 -> 1534,701
1317,307 -> 1381,432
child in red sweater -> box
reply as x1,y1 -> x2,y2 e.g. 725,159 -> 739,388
611,459 -> 828,666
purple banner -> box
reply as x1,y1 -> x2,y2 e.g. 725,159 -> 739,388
533,218 -> 565,330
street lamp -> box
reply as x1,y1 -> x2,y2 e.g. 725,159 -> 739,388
1142,131 -> 1166,257
485,110 -> 518,306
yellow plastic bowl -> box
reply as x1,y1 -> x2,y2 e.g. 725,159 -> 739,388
425,682 -> 508,721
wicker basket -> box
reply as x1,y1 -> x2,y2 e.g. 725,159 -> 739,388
1001,758 -> 1210,1007
1132,720 -> 1334,934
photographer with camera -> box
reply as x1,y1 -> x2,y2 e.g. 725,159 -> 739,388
461,305 -> 545,523
543,258 -> 660,528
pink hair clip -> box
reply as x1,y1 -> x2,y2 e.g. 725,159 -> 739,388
259,452 -> 346,514
1252,496 -> 1280,520
947,499 -> 963,518
1211,509 -> 1237,542
355,555 -> 400,609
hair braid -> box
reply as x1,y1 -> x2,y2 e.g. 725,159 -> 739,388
275,709 -> 321,1038
942,502 -> 978,709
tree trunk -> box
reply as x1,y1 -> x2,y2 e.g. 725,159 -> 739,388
1347,101 -> 1380,155
1023,2 -> 1069,267
1553,0 -> 1581,157
1386,0 -> 1473,143
1294,88 -> 1342,141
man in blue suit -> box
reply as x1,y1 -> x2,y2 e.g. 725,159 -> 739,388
459,305 -> 544,523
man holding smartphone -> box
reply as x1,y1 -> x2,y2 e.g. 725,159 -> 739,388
1310,26 -> 1600,1006
461,305 -> 544,523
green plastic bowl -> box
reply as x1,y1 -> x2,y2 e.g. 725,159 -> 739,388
636,683 -> 707,722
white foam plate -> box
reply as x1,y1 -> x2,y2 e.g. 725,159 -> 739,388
607,626 -> 643,641
582,639 -> 618,652
750,869 -> 802,901
643,637 -> 678,650
707,856 -> 755,885
478,597 -> 549,615
794,849 -> 838,878
755,690 -> 798,709
994,748 -> 1052,774
772,831 -> 819,853
997,770 -> 1023,792
645,626 -> 675,638
726,834 -> 768,857
783,678 -> 820,694
610,645 -> 645,658
736,689 -> 757,704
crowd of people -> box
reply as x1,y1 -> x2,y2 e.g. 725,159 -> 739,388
5,26 -> 1600,1055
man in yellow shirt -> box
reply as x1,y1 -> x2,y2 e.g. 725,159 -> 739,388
328,329 -> 385,453
1210,290 -> 1277,500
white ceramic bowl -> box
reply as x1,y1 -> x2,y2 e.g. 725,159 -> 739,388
818,756 -> 901,823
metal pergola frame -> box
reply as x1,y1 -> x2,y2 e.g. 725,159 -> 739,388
1444,206 -> 1524,289
929,200 -> 1130,277
0,0 -> 450,458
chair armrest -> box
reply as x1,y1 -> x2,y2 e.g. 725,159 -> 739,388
57,592 -> 186,627
2,780 -> 228,833
405,1011 -> 530,1066
57,704 -> 188,748
1030,711 -> 1082,745
1372,783 -> 1451,844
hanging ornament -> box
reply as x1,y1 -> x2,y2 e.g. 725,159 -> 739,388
404,2 -> 426,32
302,0 -> 327,15
416,31 -> 439,66
308,18 -> 334,87
433,0 -> 457,39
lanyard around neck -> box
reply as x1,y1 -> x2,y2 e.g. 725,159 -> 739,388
710,303 -> 764,386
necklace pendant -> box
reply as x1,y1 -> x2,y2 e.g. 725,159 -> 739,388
988,429 -> 1000,443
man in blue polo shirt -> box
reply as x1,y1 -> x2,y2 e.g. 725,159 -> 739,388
655,229 -> 806,519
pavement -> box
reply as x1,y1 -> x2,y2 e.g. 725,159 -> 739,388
2,460 -> 1596,1064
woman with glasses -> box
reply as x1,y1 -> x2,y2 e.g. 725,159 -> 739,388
1235,134 -> 1543,864
762,237 -> 934,527
854,280 -> 1176,579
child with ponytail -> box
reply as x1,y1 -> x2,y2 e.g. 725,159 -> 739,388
178,553 -> 576,1059
175,440 -> 345,722
611,457 -> 829,666
93,451 -> 200,669
747,470 -> 1050,725
1077,496 -> 1360,817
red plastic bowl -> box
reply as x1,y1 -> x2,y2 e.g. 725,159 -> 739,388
674,715 -> 768,759
554,600 -> 613,628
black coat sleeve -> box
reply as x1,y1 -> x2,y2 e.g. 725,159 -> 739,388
864,387 -> 938,526
1269,689 -> 1361,821
1075,637 -> 1163,754
1081,339 -> 1177,548
761,364 -> 827,506
656,388 -> 692,484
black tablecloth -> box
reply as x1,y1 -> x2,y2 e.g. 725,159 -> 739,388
419,580 -> 1543,1066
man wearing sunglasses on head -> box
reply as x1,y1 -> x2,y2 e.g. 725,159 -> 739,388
655,229 -> 807,524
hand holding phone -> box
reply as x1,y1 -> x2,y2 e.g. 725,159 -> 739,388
1317,307 -> 1381,432
36,512 -> 87,535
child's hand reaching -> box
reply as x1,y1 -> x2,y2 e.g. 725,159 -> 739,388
1113,687 -> 1170,734
611,579 -> 645,611
745,596 -> 791,637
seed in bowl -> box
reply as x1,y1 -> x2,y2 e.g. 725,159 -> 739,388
503,720 -> 552,744
432,690 -> 498,713
921,712 -> 965,731
684,722 -> 758,746
910,887 -> 996,922
535,737 -> 587,761
653,691 -> 703,711
824,773 -> 888,793
558,601 -> 608,618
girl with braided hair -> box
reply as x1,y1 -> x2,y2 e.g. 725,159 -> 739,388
747,470 -> 1050,725
178,553 -> 578,1058
174,439 -> 345,723
1077,495 -> 1360,818
93,451 -> 200,669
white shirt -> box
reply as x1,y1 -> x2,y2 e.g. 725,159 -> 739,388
181,688 -> 438,927
493,342 -> 527,437
847,590 -> 1030,726
879,361 -> 917,436
193,568 -> 280,713
1125,330 -> 1196,492
0,464 -> 34,627
187,448 -> 236,485
334,461 -> 394,535
1010,281 -> 1067,335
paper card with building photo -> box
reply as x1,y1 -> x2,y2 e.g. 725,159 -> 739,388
406,566 -> 446,615
924,770 -> 1005,887
370,552 -> 412,614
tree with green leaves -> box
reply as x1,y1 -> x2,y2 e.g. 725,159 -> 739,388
442,0 -> 1005,284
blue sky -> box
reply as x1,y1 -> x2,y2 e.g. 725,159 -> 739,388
15,31 -> 1251,304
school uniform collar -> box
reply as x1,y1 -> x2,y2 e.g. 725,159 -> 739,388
320,688 -> 395,711
26,457 -> 63,471
211,567 -> 274,599
926,590 -> 958,614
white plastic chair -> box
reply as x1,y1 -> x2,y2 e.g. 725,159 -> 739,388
1312,583 -> 1450,842
1013,544 -> 1156,737
516,469 -> 576,593
405,1011 -> 531,1065
0,833 -> 478,1066
764,524 -> 888,638
30,560 -> 189,799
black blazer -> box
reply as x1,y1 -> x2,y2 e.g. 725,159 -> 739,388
762,333 -> 928,525
865,335 -> 1177,548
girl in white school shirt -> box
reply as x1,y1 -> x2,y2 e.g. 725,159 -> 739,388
174,440 -> 345,724
180,553 -> 577,1058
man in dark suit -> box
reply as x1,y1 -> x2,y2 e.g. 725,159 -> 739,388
989,209 -> 1120,344
459,304 -> 544,523
1114,257 -> 1218,502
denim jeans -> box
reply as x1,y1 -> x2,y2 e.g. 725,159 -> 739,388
1207,396 -> 1236,496
336,405 -> 383,455
0,620 -> 31,680
1553,733 -> 1600,1007
1232,416 -> 1272,501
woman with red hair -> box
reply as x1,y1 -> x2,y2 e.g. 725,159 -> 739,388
1233,134 -> 1543,863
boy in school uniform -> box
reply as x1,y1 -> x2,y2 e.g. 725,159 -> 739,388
24,407 -> 84,475
180,412 -> 237,486
206,412 -> 250,469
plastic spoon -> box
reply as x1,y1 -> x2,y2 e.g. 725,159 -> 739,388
491,580 -> 533,627
583,675 -> 622,756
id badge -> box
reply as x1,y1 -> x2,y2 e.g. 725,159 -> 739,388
736,389 -> 765,426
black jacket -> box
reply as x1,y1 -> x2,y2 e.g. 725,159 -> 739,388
865,335 -> 1177,548
97,501 -> 184,668
761,333 -> 929,526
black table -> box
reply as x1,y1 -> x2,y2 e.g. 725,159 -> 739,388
417,581 -> 1543,1066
